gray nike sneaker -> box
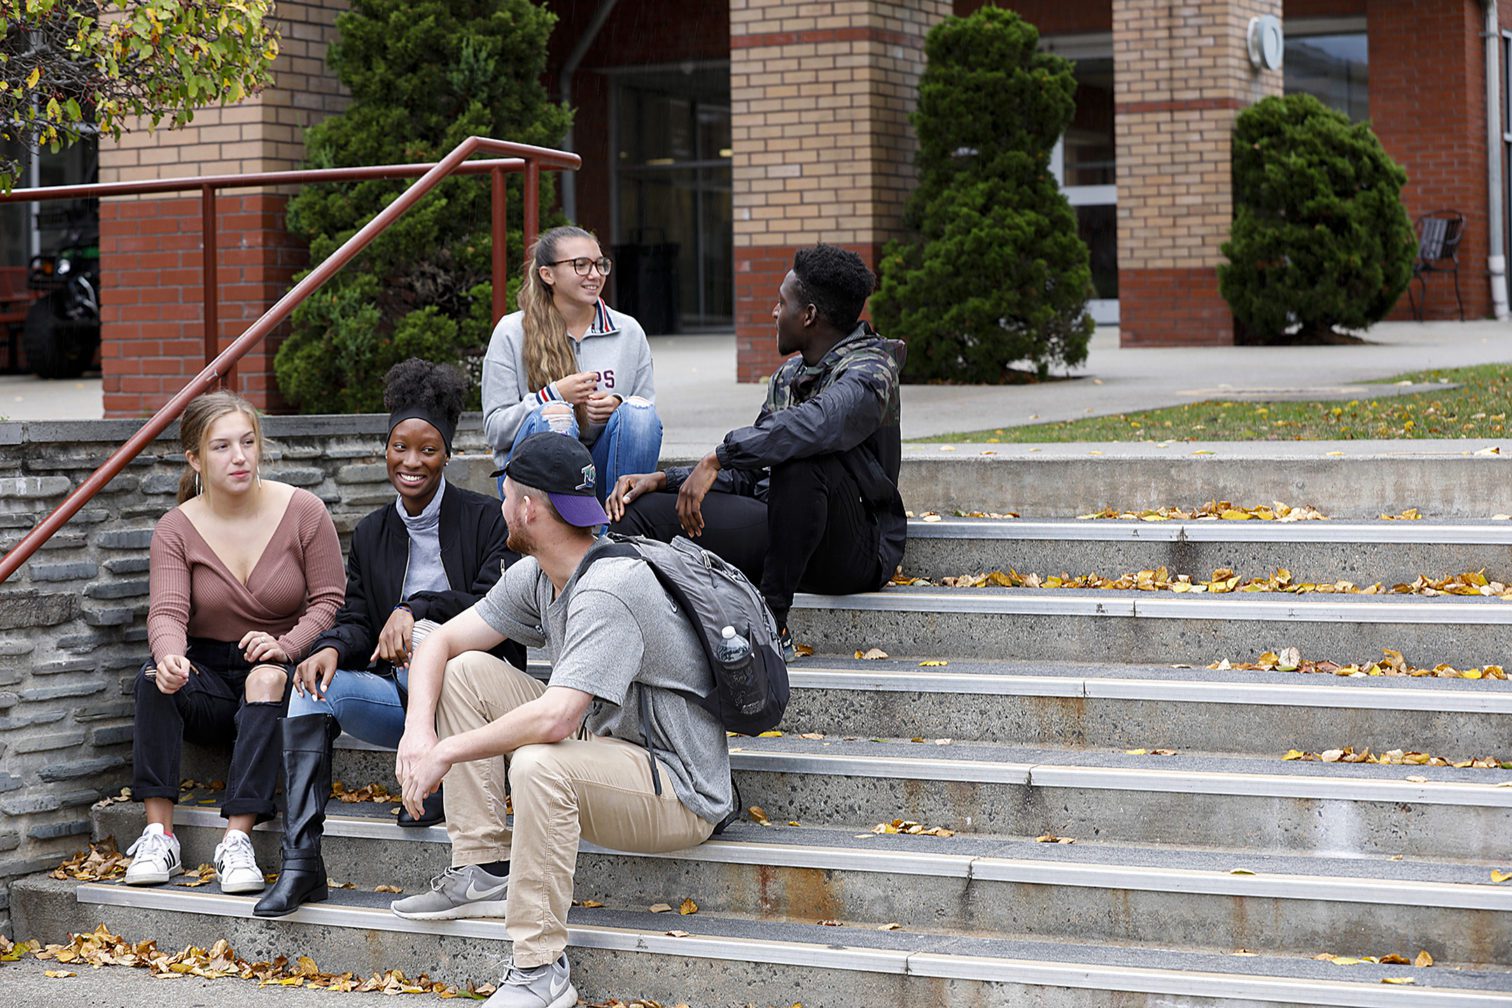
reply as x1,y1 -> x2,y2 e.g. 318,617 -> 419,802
482,954 -> 576,1008
389,864 -> 508,920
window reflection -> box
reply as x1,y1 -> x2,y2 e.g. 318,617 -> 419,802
1285,33 -> 1369,122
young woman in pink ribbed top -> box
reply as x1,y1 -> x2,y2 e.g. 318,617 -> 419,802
123,391 -> 345,896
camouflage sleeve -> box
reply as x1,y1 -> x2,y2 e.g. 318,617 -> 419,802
715,351 -> 897,471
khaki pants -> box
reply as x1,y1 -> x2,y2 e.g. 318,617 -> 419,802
435,651 -> 715,967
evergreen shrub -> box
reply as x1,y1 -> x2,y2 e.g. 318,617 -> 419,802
871,6 -> 1093,382
1220,94 -> 1416,343
274,0 -> 571,413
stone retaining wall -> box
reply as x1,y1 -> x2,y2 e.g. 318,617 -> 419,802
0,415 -> 498,934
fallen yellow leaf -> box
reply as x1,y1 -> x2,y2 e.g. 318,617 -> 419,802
43,970 -> 76,978
648,903 -> 673,913
679,898 -> 698,915
1492,869 -> 1512,883
1414,950 -> 1434,968
1381,977 -> 1416,985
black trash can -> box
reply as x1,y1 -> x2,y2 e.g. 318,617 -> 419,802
612,230 -> 680,335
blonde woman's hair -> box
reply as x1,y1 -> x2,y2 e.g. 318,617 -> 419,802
177,390 -> 264,504
518,225 -> 596,426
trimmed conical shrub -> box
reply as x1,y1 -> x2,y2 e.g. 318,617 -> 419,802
872,6 -> 1093,382
274,0 -> 571,413
1220,94 -> 1416,342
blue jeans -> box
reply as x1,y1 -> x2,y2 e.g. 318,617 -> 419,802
288,667 -> 407,748
509,398 -> 663,502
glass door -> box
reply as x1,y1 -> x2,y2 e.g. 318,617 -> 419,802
610,63 -> 732,332
1044,38 -> 1118,326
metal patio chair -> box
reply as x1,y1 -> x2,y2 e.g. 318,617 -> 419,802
1407,209 -> 1465,321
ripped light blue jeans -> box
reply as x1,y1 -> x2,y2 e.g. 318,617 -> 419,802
509,397 -> 663,502
286,620 -> 441,745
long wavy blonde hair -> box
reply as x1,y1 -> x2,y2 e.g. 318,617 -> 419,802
177,390 -> 264,504
519,226 -> 597,428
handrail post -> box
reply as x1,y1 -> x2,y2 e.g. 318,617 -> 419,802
523,160 -> 540,255
200,184 -> 225,387
491,166 -> 508,324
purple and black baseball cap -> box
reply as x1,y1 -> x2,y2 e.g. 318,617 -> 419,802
492,431 -> 610,528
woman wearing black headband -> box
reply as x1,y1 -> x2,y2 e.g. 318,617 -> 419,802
254,358 -> 523,917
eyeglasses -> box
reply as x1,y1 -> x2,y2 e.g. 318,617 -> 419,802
548,257 -> 613,277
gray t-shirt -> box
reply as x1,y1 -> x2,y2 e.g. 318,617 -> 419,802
473,544 -> 732,824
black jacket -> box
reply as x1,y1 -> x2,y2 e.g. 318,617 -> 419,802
311,483 -> 524,671
666,323 -> 907,584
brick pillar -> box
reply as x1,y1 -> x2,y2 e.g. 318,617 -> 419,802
97,1 -> 347,417
729,0 -> 952,382
1369,0 -> 1491,321
1113,0 -> 1282,346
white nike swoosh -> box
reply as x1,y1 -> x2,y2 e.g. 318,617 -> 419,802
549,973 -> 570,997
463,880 -> 507,901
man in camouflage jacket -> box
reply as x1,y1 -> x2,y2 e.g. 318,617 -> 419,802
606,244 -> 906,643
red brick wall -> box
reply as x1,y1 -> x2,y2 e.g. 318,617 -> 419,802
1287,0 -> 1366,16
1120,268 -> 1236,346
100,194 -> 303,417
1369,0 -> 1491,320
954,1 -> 1110,35
734,242 -> 884,377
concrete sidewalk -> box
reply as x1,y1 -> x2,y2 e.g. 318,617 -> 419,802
3,319 -> 1509,451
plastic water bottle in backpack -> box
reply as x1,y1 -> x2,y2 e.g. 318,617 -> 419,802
714,626 -> 762,715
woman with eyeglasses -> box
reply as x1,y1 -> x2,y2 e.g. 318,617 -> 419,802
482,225 -> 662,499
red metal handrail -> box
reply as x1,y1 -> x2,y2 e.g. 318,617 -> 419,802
0,136 -> 580,585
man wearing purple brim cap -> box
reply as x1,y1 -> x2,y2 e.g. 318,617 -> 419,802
392,432 -> 733,1008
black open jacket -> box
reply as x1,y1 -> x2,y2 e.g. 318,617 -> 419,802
311,483 -> 525,672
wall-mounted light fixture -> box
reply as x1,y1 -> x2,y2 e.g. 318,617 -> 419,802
1247,15 -> 1284,71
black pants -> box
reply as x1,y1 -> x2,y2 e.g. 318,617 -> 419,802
612,454 -> 884,628
132,638 -> 291,824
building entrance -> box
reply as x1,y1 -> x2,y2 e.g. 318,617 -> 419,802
609,62 -> 732,333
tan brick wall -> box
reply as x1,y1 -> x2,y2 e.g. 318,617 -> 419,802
1113,0 -> 1282,345
98,0 -> 348,187
1113,0 -> 1282,271
731,0 -> 952,379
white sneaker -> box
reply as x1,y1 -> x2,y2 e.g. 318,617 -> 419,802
214,829 -> 265,894
124,823 -> 182,886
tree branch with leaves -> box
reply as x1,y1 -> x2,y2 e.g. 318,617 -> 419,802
0,0 -> 280,191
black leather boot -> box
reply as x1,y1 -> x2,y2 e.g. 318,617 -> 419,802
397,785 -> 444,827
254,714 -> 336,917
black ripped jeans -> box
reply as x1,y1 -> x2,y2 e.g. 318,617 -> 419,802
132,638 -> 291,824
611,454 -> 885,629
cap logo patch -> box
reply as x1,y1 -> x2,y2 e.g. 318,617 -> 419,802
576,462 -> 596,493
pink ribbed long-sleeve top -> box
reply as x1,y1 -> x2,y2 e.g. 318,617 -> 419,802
147,487 -> 346,663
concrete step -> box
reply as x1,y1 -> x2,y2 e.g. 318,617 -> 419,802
12,876 -> 1512,1007
893,442 -> 1512,519
89,799 -> 1512,966
790,587 -> 1512,667
178,657 -> 1512,780
779,656 -> 1512,756
724,736 -> 1512,861
185,734 -> 1512,862
903,517 -> 1512,586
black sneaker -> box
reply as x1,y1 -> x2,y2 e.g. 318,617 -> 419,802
778,627 -> 796,662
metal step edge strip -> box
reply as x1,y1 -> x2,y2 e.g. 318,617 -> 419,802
727,751 -> 1512,807
788,669 -> 1512,714
147,807 -> 1509,910
792,590 -> 1512,624
908,518 -> 1512,546
70,885 -> 1507,1007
